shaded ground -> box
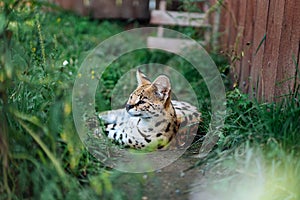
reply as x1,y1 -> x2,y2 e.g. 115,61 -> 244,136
111,147 -> 204,200
142,151 -> 201,200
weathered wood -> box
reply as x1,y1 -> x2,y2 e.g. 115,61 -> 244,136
261,0 -> 285,102
286,0 -> 300,96
148,0 -> 210,52
147,36 -> 203,54
218,0 -> 299,101
227,0 -> 239,50
150,10 -> 209,27
293,0 -> 300,93
250,0 -> 269,99
233,0 -> 247,87
219,0 -> 229,51
53,0 -> 88,15
240,0 -> 255,93
274,0 -> 297,100
53,0 -> 150,19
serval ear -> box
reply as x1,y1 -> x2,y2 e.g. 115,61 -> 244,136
152,75 -> 171,105
136,69 -> 151,86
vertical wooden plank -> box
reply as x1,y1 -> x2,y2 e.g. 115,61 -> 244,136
208,0 -> 220,51
290,0 -> 300,95
53,0 -> 88,16
233,0 -> 247,87
225,0 -> 232,49
250,0 -> 269,99
227,0 -> 239,51
240,0 -> 256,93
219,0 -> 230,50
261,0 -> 285,102
297,48 -> 300,95
274,0 -> 298,100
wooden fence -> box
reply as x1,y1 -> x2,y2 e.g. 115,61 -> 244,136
217,0 -> 300,102
52,0 -> 150,19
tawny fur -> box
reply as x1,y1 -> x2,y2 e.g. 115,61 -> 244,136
98,69 -> 201,149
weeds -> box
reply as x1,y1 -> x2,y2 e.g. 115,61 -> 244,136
0,1 -> 299,199
193,88 -> 300,199
0,1 -> 125,199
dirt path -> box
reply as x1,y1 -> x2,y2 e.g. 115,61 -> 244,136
138,150 -> 203,200
112,148 -> 201,200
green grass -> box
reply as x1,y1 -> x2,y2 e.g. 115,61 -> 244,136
193,89 -> 300,199
1,1 -> 300,199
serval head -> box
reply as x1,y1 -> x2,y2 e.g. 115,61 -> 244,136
125,69 -> 173,119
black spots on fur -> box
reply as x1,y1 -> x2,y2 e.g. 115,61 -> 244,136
156,133 -> 163,137
113,132 -> 117,139
175,106 -> 182,110
119,122 -> 124,126
181,118 -> 188,127
128,139 -> 132,144
145,138 -> 152,143
182,106 -> 191,110
155,119 -> 167,127
138,127 -> 151,138
165,123 -> 171,132
188,114 -> 193,121
173,126 -> 178,134
141,144 -> 145,148
148,110 -> 156,115
148,103 -> 156,110
193,112 -> 200,118
168,135 -> 174,143
148,128 -> 153,132
157,144 -> 164,149
154,114 -> 160,117
119,134 -> 123,140
104,130 -> 109,136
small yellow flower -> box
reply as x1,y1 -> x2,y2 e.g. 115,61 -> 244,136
0,72 -> 4,82
91,75 -> 95,80
61,132 -> 67,141
56,18 -> 61,23
78,73 -> 82,78
64,102 -> 71,116
91,70 -> 95,75
32,47 -> 36,52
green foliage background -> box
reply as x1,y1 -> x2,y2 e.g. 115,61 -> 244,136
0,0 -> 299,200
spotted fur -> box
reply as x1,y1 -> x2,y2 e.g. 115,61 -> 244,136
98,69 -> 201,150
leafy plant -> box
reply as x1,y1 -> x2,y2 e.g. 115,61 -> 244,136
0,1 -> 125,199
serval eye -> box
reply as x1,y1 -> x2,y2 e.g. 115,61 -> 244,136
138,100 -> 146,104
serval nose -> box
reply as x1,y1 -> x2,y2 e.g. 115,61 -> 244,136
125,104 -> 134,112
